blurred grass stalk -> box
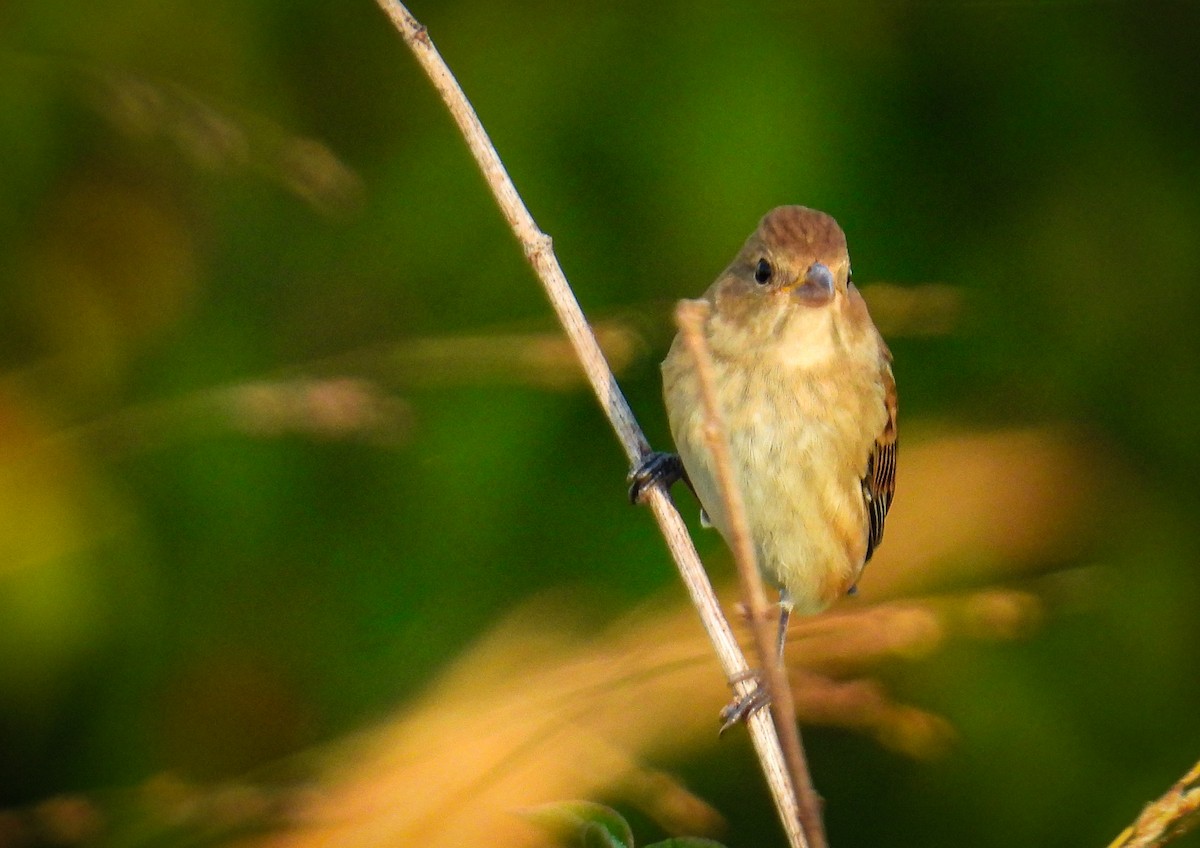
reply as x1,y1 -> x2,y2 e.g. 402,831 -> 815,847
219,426 -> 1091,848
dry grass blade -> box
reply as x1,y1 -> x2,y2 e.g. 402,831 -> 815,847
307,321 -> 645,390
80,66 -> 363,215
674,298 -> 819,848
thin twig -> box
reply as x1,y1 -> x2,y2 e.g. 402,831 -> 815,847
372,2 -> 807,845
675,299 -> 826,848
1108,758 -> 1200,848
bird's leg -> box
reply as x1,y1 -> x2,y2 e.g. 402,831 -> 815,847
628,451 -> 697,504
718,591 -> 795,734
775,589 -> 795,665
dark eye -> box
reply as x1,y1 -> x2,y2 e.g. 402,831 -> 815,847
754,257 -> 773,284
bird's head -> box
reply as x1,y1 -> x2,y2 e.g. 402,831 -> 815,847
705,206 -> 862,355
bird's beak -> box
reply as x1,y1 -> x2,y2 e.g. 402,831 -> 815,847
791,262 -> 835,307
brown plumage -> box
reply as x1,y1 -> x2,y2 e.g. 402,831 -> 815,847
661,206 -> 897,628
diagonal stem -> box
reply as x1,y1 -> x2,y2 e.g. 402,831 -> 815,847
373,2 -> 811,846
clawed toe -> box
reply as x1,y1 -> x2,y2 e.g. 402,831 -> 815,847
719,671 -> 772,735
627,451 -> 684,503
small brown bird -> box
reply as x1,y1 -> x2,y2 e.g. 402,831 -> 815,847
632,205 -> 897,664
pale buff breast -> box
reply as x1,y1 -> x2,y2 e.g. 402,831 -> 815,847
663,309 -> 888,615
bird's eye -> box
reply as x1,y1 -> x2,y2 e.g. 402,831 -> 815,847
754,257 -> 773,284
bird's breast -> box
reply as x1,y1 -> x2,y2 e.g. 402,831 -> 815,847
665,334 -> 886,615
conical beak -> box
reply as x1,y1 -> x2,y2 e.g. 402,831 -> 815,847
792,262 -> 835,306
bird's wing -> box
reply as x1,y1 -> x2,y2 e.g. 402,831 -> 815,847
863,357 -> 897,563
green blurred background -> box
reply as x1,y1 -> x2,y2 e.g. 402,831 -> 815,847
1,1 -> 1198,846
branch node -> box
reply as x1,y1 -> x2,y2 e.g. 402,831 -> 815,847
526,232 -> 553,260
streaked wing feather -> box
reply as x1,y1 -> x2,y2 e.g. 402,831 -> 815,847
863,359 -> 898,563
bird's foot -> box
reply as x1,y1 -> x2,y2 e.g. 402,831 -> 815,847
627,451 -> 683,504
719,669 -> 772,735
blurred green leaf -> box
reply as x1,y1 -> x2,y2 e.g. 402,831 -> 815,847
524,800 -> 636,848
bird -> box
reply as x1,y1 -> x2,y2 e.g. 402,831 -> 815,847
631,205 -> 897,697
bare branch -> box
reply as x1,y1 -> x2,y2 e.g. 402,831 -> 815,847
1108,758 -> 1200,848
373,1 -> 807,844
